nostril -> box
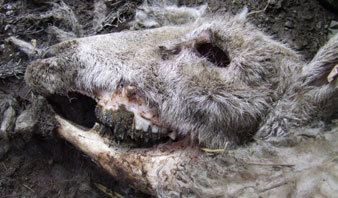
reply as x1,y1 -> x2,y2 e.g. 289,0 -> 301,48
195,42 -> 230,68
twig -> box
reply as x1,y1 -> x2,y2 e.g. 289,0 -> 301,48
258,177 -> 292,193
22,184 -> 35,193
23,89 -> 32,100
322,155 -> 338,167
2,162 -> 8,171
94,183 -> 124,198
201,142 -> 228,153
247,0 -> 270,16
201,148 -> 225,153
245,161 -> 294,167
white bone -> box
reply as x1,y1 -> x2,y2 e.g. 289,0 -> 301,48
55,115 -> 199,195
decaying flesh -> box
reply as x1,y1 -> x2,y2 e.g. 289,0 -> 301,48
55,115 -> 199,195
7,2 -> 338,197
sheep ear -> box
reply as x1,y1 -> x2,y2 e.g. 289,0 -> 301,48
302,33 -> 338,86
235,7 -> 248,21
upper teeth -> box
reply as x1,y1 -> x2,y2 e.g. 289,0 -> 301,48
95,86 -> 169,141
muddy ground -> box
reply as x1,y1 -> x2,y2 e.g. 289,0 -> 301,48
0,0 -> 337,197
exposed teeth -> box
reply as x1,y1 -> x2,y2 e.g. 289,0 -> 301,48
168,131 -> 178,140
134,113 -> 151,131
95,86 -> 169,142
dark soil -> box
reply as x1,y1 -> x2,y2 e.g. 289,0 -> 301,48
0,0 -> 337,197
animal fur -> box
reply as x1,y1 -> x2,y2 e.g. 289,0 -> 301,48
25,6 -> 338,149
3,2 -> 338,197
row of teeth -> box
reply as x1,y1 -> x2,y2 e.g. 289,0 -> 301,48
95,105 -> 165,141
95,86 -> 170,142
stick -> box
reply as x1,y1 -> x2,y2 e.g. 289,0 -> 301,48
22,184 -> 35,193
245,161 -> 295,167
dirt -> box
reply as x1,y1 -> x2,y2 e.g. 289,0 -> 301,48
0,0 -> 337,197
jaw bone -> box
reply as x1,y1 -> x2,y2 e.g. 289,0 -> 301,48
54,113 -> 338,198
54,115 -> 199,195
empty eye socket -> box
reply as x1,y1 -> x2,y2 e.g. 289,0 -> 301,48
195,42 -> 230,68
